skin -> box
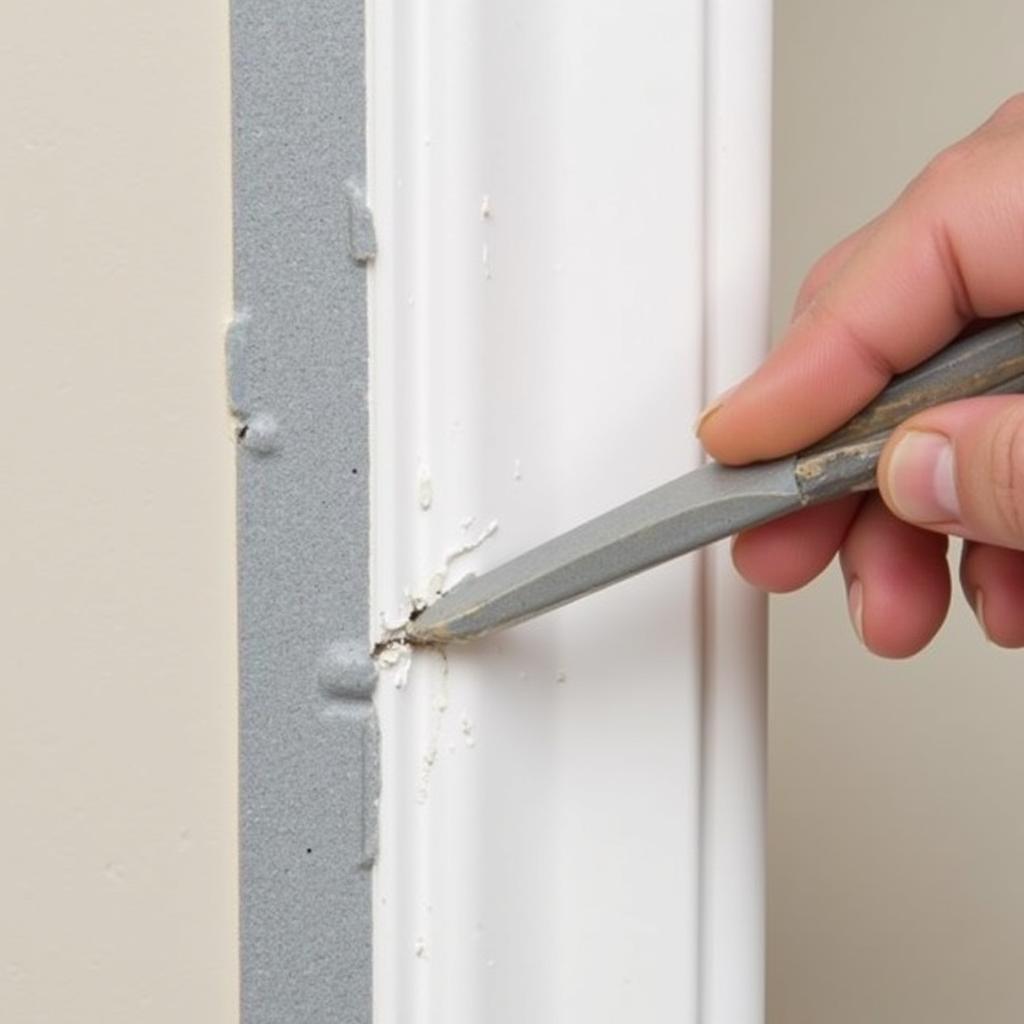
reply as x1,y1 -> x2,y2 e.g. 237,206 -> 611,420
698,94 -> 1024,657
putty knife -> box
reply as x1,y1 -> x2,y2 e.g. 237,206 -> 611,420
407,315 -> 1024,644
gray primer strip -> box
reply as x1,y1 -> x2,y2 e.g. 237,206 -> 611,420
230,1 -> 376,1020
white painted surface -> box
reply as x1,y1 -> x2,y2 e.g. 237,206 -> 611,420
702,2 -> 773,1021
369,1 -> 770,1020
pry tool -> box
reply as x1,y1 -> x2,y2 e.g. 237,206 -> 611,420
407,315 -> 1024,644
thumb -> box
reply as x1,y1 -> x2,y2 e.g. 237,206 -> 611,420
879,395 -> 1024,549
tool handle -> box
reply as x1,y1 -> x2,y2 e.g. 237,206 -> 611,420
794,315 -> 1024,504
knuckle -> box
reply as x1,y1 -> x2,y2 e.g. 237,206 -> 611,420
794,237 -> 858,316
989,92 -> 1024,124
905,95 -> 1024,204
794,268 -> 826,314
987,404 -> 1024,541
910,143 -> 972,198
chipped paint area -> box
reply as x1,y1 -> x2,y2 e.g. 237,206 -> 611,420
446,518 -> 499,563
416,649 -> 450,803
416,463 -> 433,511
374,640 -> 412,690
430,519 -> 498,594
375,520 -> 500,646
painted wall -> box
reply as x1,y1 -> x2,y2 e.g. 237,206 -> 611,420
770,2 -> 1024,1022
11,2 -> 1022,1022
1,2 -> 238,1022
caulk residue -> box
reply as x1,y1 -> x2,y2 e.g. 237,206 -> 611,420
425,519 -> 499,601
374,640 -> 412,690
375,518 -> 499,646
416,463 -> 433,511
417,648 -> 450,803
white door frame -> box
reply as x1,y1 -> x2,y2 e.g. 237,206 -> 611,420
369,2 -> 771,1021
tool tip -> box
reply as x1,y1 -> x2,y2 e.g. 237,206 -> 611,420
404,607 -> 457,645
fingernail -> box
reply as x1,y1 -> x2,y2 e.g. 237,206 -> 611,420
886,430 -> 960,524
847,577 -> 865,645
694,386 -> 737,436
974,588 -> 993,642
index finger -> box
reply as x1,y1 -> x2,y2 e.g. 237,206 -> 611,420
699,95 -> 1024,465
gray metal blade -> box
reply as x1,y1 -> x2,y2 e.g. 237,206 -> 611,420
405,457 -> 802,643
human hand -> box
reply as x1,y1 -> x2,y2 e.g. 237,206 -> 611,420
698,95 -> 1024,656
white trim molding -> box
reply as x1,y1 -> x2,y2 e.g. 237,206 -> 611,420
370,1 -> 771,1019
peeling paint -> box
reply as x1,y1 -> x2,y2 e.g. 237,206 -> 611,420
416,463 -> 433,510
374,517 -> 500,647
416,649 -> 450,803
444,519 -> 498,568
373,640 -> 412,690
423,519 -> 499,605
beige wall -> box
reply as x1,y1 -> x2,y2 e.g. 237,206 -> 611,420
771,2 -> 1024,1022
7,2 -> 1024,1021
0,2 -> 238,1022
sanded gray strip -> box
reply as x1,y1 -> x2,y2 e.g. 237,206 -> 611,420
230,1 -> 376,1021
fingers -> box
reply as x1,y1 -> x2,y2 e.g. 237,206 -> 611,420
790,219 -> 879,319
731,495 -> 863,592
838,494 -> 951,658
879,395 -> 1024,550
699,94 -> 1024,466
960,541 -> 1024,647
734,491 -> 952,657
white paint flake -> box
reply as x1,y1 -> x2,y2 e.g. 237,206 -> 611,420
417,649 -> 450,803
416,463 -> 433,510
445,519 -> 498,565
374,641 -> 412,690
424,519 -> 499,600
